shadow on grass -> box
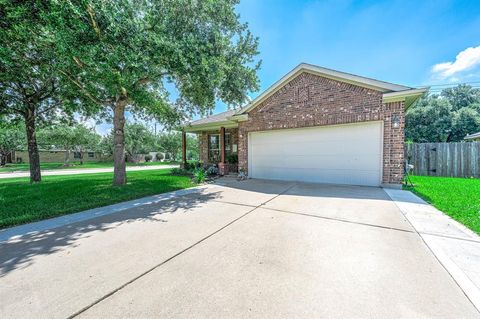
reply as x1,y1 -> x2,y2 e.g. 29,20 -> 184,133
0,188 -> 221,277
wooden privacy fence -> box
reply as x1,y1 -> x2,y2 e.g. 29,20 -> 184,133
405,142 -> 480,178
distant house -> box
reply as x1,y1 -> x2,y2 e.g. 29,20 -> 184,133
464,132 -> 480,141
12,150 -> 108,164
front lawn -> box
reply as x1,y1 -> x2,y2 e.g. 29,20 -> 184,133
405,175 -> 480,235
0,169 -> 194,229
0,161 -> 178,173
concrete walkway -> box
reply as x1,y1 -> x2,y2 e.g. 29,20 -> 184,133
1,179 -> 479,318
384,188 -> 480,311
0,164 -> 178,179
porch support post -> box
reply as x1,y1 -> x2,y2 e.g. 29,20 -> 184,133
181,130 -> 187,168
219,126 -> 227,175
220,126 -> 226,164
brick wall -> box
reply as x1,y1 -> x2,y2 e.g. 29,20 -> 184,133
237,72 -> 405,184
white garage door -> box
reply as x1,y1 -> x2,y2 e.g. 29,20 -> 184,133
248,121 -> 383,186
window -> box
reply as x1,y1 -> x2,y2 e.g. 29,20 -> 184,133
88,152 -> 95,158
73,152 -> 81,159
208,133 -> 234,162
225,133 -> 231,152
208,134 -> 220,162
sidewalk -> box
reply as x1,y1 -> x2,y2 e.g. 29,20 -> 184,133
384,188 -> 480,311
0,164 -> 178,179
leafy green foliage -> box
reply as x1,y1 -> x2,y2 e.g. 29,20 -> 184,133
226,153 -> 238,164
48,0 -> 260,184
40,123 -> 102,163
186,134 -> 199,161
0,122 -> 25,165
406,85 -> 480,142
157,132 -> 182,161
171,167 -> 192,176
441,84 -> 480,111
193,168 -> 206,183
0,0 -> 80,181
102,123 -> 156,161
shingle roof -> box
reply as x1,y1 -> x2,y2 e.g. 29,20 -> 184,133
188,109 -> 236,126
464,132 -> 480,140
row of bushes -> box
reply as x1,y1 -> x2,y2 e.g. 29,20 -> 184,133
171,161 -> 221,183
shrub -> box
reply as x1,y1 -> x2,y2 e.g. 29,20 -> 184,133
156,153 -> 164,161
184,161 -> 200,170
193,168 -> 206,183
226,153 -> 238,164
171,168 -> 192,176
206,165 -> 218,176
144,154 -> 153,162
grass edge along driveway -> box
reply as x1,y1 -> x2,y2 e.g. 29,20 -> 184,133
405,175 -> 480,235
0,169 -> 195,229
0,161 -> 177,173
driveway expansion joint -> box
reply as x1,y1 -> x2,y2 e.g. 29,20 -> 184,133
67,183 -> 296,318
261,206 -> 415,234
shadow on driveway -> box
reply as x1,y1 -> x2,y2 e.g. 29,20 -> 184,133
0,189 -> 221,276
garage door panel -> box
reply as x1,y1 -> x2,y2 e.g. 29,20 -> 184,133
249,122 -> 383,186
252,141 -> 380,157
251,167 -> 380,185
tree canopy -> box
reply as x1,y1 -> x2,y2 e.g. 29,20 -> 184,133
0,121 -> 25,165
0,0 -> 71,181
40,123 -> 102,164
405,85 -> 480,143
48,0 -> 260,185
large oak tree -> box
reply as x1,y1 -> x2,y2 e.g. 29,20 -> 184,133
50,0 -> 260,185
0,1 -> 68,182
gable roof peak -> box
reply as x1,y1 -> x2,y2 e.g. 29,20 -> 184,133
237,63 -> 416,115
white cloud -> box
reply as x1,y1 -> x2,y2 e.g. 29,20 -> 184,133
432,45 -> 480,80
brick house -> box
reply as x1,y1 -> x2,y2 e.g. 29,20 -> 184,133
183,63 -> 427,187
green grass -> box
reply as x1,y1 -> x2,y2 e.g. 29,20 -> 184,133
0,169 -> 194,229
405,175 -> 480,235
0,161 -> 177,173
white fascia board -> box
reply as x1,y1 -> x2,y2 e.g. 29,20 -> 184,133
183,121 -> 238,133
227,114 -> 248,122
382,88 -> 429,108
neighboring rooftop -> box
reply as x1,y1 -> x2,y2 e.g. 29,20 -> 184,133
464,132 -> 480,140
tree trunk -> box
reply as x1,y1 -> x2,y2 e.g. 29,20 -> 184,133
64,149 -> 70,165
24,108 -> 41,183
0,154 -> 6,166
112,97 -> 127,186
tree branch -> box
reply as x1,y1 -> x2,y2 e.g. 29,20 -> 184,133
59,70 -> 105,105
86,4 -> 101,39
38,100 -> 62,115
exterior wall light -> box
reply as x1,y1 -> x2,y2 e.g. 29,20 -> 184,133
392,115 -> 400,128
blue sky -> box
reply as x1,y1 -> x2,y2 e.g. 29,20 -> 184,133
94,0 -> 480,134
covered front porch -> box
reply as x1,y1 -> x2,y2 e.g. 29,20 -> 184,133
182,110 -> 240,175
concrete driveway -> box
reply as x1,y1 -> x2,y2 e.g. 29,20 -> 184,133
0,179 -> 478,318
